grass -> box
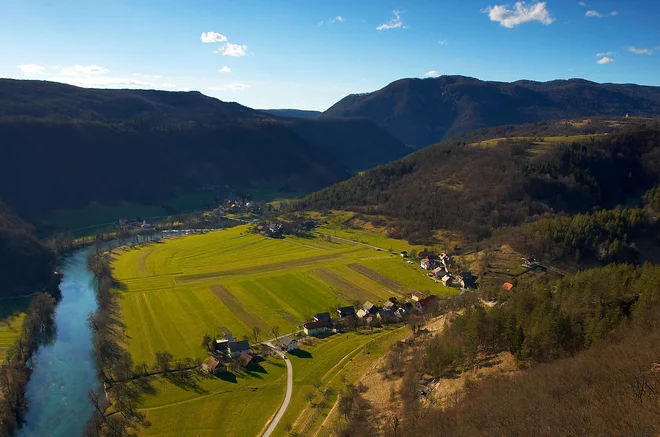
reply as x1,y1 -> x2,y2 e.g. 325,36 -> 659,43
113,226 -> 452,365
135,356 -> 287,437
0,297 -> 30,361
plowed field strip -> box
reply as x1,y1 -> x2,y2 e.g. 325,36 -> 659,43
210,285 -> 269,331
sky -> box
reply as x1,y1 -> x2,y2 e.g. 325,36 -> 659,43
1,0 -> 659,110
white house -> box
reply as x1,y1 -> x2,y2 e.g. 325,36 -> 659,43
280,335 -> 298,352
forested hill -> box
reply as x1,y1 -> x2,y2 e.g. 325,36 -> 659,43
0,79 -> 409,225
260,109 -> 321,118
322,75 -> 660,148
299,124 -> 660,243
0,205 -> 55,297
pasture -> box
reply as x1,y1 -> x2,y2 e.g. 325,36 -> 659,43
112,225 -> 453,365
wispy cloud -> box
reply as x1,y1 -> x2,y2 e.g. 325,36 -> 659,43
628,46 -> 655,55
331,16 -> 344,23
377,10 -> 406,30
438,39 -> 449,45
207,83 -> 250,91
318,16 -> 345,27
424,70 -> 442,78
596,51 -> 615,57
578,1 -> 587,6
16,64 -> 46,74
60,65 -> 108,76
585,10 -> 618,18
597,56 -> 615,64
219,66 -> 231,73
482,2 -> 554,28
201,32 -> 228,43
218,43 -> 249,57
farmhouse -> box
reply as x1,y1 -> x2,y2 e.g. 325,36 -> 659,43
337,306 -> 356,318
228,340 -> 251,358
410,292 -> 425,302
441,275 -> 453,287
304,320 -> 329,337
420,258 -> 431,270
313,312 -> 332,324
239,352 -> 256,369
400,251 -> 408,257
383,299 -> 398,311
356,309 -> 369,319
362,301 -> 378,315
280,335 -> 298,352
202,356 -> 226,375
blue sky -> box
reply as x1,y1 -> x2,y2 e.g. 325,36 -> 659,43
1,0 -> 659,110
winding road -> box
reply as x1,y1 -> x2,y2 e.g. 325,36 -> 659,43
261,342 -> 293,437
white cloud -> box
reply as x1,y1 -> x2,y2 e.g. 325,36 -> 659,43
578,1 -> 587,6
482,2 -> 554,28
219,66 -> 231,73
176,87 -> 191,92
332,15 -> 344,23
424,70 -> 442,77
596,51 -> 615,57
597,56 -> 615,64
629,46 -> 654,55
60,65 -> 108,76
219,43 -> 249,56
16,64 -> 45,74
585,9 -> 617,17
201,31 -> 227,43
377,10 -> 406,30
207,83 -> 250,91
438,39 -> 449,45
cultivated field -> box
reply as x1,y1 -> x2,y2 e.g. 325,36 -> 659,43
112,225 -> 454,365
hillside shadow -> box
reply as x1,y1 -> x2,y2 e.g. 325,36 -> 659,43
289,349 -> 312,359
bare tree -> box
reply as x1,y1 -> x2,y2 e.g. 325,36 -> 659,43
271,325 -> 281,340
252,326 -> 261,344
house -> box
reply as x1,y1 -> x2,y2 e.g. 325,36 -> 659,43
400,251 -> 408,258
362,301 -> 378,315
410,292 -> 425,302
441,275 -> 453,287
313,312 -> 332,324
383,300 -> 397,311
228,340 -> 251,358
458,272 -> 475,288
356,309 -> 369,319
304,320 -> 329,337
416,295 -> 440,313
202,356 -> 226,375
395,306 -> 409,319
503,282 -> 514,291
337,306 -> 356,318
431,267 -> 445,278
239,352 -> 255,369
420,258 -> 431,270
280,335 -> 298,352
377,309 -> 396,323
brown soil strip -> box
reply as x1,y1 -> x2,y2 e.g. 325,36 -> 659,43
210,285 -> 270,332
347,264 -> 411,295
276,310 -> 300,326
312,268 -> 381,303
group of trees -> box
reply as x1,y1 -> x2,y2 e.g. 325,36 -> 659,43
0,293 -> 56,435
299,128 -> 660,245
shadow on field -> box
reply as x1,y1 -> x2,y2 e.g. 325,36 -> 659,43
165,371 -> 208,394
289,349 -> 312,359
218,372 -> 238,384
112,280 -> 128,291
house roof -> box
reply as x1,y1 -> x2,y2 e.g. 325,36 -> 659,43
229,340 -> 250,352
362,301 -> 375,311
205,356 -> 221,370
280,335 -> 295,346
239,352 -> 254,367
356,309 -> 368,318
503,282 -> 514,291
460,271 -> 473,279
304,320 -> 327,329
442,275 -> 452,282
432,267 -> 444,274
313,312 -> 331,322
338,306 -> 355,315
383,301 -> 396,310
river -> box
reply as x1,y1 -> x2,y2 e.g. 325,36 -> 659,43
16,247 -> 99,437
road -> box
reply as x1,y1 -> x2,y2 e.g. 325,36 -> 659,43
261,342 -> 293,437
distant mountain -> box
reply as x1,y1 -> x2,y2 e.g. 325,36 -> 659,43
322,75 -> 660,148
0,79 -> 407,227
261,109 -> 321,118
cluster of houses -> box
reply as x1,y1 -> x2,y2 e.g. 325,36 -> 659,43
201,334 -> 257,375
116,218 -> 156,234
255,220 -> 316,238
418,252 -> 475,289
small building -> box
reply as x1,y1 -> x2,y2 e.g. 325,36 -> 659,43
441,275 -> 453,287
410,292 -> 425,302
383,300 -> 397,311
431,266 -> 445,278
362,301 -> 378,315
503,282 -> 514,291
304,320 -> 329,337
377,309 -> 396,323
356,309 -> 369,319
228,340 -> 251,358
202,356 -> 226,375
458,272 -> 475,288
337,306 -> 356,318
420,258 -> 431,270
400,251 -> 408,258
239,352 -> 255,369
313,312 -> 332,324
215,339 -> 230,354
395,306 -> 409,319
280,335 -> 298,352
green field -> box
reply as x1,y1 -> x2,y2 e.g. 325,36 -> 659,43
0,297 -> 30,361
112,226 -> 453,365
